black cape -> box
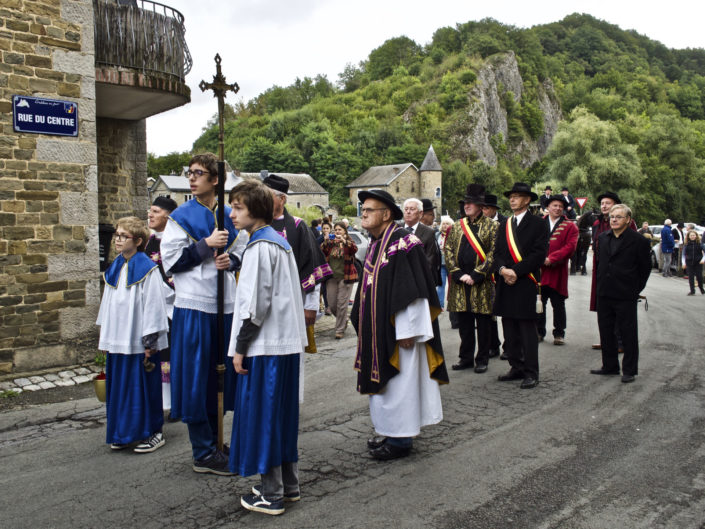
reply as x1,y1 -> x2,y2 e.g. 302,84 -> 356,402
351,223 -> 449,395
272,209 -> 332,293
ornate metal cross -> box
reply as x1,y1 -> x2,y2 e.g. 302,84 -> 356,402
199,53 -> 239,161
199,54 -> 239,452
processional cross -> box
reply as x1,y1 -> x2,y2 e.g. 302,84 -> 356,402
199,54 -> 239,452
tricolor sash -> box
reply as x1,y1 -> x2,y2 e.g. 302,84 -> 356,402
460,218 -> 486,263
506,216 -> 539,286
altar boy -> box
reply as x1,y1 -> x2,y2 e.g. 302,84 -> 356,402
227,180 -> 307,516
96,216 -> 169,453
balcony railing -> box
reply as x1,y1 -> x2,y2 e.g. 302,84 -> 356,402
94,0 -> 192,79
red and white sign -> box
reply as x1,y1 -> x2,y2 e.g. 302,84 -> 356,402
576,197 -> 588,209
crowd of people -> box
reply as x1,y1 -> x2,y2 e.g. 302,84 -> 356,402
97,152 -> 685,515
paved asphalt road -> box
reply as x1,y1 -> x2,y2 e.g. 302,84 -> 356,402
2,270 -> 705,529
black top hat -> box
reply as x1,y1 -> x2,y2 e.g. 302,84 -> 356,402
464,183 -> 486,204
561,186 -> 569,192
262,174 -> 289,194
358,189 -> 403,220
597,191 -> 621,204
152,196 -> 178,213
544,185 -> 552,191
545,194 -> 565,207
482,194 -> 499,208
421,198 -> 435,212
503,182 -> 538,201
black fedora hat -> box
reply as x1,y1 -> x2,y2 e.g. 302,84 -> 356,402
421,198 -> 435,212
358,189 -> 403,220
153,196 -> 178,213
464,183 -> 486,204
545,194 -> 565,207
597,191 -> 621,204
262,174 -> 289,194
482,194 -> 499,208
503,182 -> 538,201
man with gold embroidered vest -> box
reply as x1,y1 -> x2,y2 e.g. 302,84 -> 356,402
494,183 -> 549,389
351,189 -> 449,461
445,184 -> 498,374
537,195 -> 578,346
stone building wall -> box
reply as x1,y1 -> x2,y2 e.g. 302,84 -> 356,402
0,0 -> 99,374
96,117 -> 148,225
288,193 -> 329,211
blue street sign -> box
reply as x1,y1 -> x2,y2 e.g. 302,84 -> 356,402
12,95 -> 78,137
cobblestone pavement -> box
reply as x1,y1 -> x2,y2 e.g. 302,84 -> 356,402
2,273 -> 705,529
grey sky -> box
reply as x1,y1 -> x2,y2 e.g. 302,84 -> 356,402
146,0 -> 705,156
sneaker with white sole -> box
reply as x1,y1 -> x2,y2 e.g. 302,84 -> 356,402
240,493 -> 285,515
251,484 -> 300,502
110,443 -> 128,450
133,432 -> 165,453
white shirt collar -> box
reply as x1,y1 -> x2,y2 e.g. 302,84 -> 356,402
514,210 -> 528,225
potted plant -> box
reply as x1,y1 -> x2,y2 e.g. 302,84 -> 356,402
93,352 -> 106,402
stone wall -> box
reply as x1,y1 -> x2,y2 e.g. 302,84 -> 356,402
96,117 -> 148,225
288,193 -> 329,211
0,0 -> 98,374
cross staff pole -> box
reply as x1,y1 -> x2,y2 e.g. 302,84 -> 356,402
199,54 -> 239,452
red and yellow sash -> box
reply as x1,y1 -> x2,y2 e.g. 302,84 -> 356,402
460,218 -> 486,263
506,216 -> 539,286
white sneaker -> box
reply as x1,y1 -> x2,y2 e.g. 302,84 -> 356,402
133,432 -> 165,453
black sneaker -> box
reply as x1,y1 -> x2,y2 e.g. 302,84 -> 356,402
192,450 -> 234,476
241,493 -> 285,515
110,443 -> 128,450
251,484 -> 300,502
134,432 -> 165,453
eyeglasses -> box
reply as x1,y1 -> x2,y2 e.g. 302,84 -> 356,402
361,207 -> 388,215
114,233 -> 134,241
187,169 -> 210,178
609,215 -> 627,220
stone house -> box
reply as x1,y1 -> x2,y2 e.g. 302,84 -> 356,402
1,0 -> 191,374
150,165 -> 241,207
345,145 -> 442,216
237,171 -> 329,212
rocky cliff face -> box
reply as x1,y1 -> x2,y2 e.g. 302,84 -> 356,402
454,51 -> 562,168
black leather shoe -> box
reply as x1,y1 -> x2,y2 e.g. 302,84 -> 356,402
369,443 -> 411,460
499,352 -> 508,361
520,377 -> 539,389
367,436 -> 387,449
474,363 -> 488,373
452,359 -> 474,371
488,348 -> 500,358
497,369 -> 523,381
590,368 -> 620,375
621,374 -> 636,383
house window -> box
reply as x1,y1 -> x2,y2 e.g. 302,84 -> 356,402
435,187 -> 441,198
296,202 -> 301,209
159,193 -> 170,199
184,194 -> 192,202
411,182 -> 415,192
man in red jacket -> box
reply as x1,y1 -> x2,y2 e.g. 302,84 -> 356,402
538,196 -> 578,345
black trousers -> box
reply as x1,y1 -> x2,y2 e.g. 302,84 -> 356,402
597,296 -> 639,376
457,311 -> 492,365
502,317 -> 539,379
537,285 -> 566,338
490,316 -> 502,351
687,263 -> 704,293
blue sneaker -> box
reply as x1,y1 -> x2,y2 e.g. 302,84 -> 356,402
192,450 -> 234,476
240,493 -> 285,515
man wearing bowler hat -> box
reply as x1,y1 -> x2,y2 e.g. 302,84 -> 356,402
420,198 -> 436,227
493,183 -> 549,389
351,189 -> 448,460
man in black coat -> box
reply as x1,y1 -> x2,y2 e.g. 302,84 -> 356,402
590,204 -> 651,383
493,183 -> 549,389
403,198 -> 442,286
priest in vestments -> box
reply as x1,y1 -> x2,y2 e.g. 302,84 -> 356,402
263,174 -> 332,331
351,189 -> 449,461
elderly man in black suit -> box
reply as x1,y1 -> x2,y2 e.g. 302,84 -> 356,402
590,204 -> 651,383
403,198 -> 441,285
494,183 -> 549,389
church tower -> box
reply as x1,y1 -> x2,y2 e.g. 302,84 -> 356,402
419,145 -> 443,214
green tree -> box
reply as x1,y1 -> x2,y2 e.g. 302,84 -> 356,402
147,151 -> 192,179
367,36 -> 422,80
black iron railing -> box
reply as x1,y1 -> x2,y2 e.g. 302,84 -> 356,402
94,0 -> 192,79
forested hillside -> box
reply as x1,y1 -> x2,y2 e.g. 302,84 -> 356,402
150,13 -> 705,223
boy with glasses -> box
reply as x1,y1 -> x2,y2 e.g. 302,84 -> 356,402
161,153 -> 248,474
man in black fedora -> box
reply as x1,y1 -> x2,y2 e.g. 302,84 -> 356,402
351,189 -> 448,460
420,198 -> 436,227
493,183 -> 549,389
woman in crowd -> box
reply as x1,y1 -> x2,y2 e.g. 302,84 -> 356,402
318,221 -> 334,314
436,215 -> 454,309
320,222 -> 358,339
682,229 -> 705,295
